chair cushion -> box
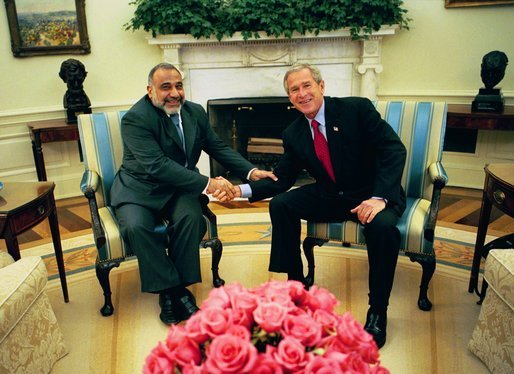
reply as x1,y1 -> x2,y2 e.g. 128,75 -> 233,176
0,251 -> 15,269
468,249 -> 514,373
96,206 -> 218,263
306,197 -> 433,255
484,249 -> 513,310
0,256 -> 47,342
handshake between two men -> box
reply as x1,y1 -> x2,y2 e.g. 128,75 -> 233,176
206,169 -> 277,202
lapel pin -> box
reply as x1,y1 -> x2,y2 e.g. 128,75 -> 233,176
333,126 -> 339,132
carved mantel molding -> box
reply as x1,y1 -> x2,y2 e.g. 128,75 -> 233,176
147,26 -> 398,99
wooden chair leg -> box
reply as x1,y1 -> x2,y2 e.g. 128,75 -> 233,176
202,238 -> 225,288
408,253 -> 435,311
95,259 -> 121,316
302,237 -> 328,287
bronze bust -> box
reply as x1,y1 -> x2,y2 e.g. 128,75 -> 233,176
59,59 -> 91,123
480,51 -> 508,90
472,50 -> 509,112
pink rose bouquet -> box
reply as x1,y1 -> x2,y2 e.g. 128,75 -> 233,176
144,281 -> 389,373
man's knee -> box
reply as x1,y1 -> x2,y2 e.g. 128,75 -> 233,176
364,210 -> 398,235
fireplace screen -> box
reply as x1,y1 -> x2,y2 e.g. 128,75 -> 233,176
207,97 -> 314,185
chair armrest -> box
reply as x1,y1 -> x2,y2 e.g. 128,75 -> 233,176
428,161 -> 448,190
80,170 -> 100,195
80,171 -> 106,249
424,162 -> 448,242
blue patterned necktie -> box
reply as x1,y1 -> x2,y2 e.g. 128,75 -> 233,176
171,113 -> 185,151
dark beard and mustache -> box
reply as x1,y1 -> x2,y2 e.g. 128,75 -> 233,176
151,96 -> 184,115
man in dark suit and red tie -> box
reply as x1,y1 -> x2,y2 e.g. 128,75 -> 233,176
234,63 -> 407,348
110,63 -> 276,326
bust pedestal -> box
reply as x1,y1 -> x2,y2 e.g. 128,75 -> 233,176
472,88 -> 504,113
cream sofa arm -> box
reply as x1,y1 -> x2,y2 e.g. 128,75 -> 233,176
0,255 -> 48,343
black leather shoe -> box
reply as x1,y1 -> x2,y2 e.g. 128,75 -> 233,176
158,293 -> 181,325
364,310 -> 387,348
175,288 -> 200,321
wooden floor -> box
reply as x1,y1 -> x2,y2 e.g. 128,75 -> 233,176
1,186 -> 513,252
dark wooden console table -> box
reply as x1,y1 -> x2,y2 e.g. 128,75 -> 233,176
447,104 -> 514,131
28,119 -> 81,181
468,163 -> 514,303
0,181 -> 69,302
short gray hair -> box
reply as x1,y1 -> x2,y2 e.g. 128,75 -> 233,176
283,63 -> 323,94
147,62 -> 184,85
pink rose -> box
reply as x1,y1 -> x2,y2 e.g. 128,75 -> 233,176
253,301 -> 289,333
313,309 -> 339,336
286,280 -> 309,306
335,313 -> 378,363
166,324 -> 188,351
230,307 -> 254,330
181,364 -> 205,374
304,355 -> 344,374
305,286 -> 339,312
338,351 -> 372,373
252,353 -> 284,374
271,337 -> 312,371
282,313 -> 322,347
230,289 -> 259,315
199,307 -> 234,338
204,334 -> 258,373
202,286 -> 231,309
143,341 -> 175,374
226,324 -> 251,341
165,325 -> 202,367
185,313 -> 209,344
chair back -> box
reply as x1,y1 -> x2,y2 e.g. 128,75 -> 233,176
373,101 -> 447,200
78,111 -> 127,208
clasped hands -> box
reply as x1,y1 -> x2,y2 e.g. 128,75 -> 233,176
207,169 -> 277,202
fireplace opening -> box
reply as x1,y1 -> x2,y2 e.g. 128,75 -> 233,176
207,97 -> 315,185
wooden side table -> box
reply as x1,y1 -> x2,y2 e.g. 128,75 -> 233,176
447,104 -> 514,130
0,181 -> 69,302
28,119 -> 81,181
468,163 -> 514,303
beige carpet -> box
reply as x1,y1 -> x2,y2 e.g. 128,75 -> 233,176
45,243 -> 488,373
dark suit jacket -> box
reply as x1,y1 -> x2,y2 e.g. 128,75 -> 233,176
110,96 -> 255,211
249,96 -> 407,216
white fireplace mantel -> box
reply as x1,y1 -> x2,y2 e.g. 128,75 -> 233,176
147,26 -> 398,100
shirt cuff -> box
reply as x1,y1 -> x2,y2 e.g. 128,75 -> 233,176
239,183 -> 252,198
246,168 -> 257,181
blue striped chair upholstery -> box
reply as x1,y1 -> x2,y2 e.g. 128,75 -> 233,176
303,101 -> 448,311
78,111 -> 224,316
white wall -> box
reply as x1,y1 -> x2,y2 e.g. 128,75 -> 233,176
0,0 -> 513,197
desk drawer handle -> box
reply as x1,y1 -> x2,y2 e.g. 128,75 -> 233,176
493,190 -> 505,205
38,205 -> 45,215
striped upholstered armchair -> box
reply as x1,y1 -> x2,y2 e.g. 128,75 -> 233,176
303,101 -> 448,311
78,111 -> 224,316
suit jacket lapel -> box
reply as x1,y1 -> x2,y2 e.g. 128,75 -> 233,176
324,98 -> 344,184
180,109 -> 197,163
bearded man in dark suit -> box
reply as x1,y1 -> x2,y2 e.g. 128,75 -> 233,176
234,63 -> 406,348
110,62 -> 275,325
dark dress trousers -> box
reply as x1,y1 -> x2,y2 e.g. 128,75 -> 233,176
249,97 -> 407,312
110,96 -> 255,293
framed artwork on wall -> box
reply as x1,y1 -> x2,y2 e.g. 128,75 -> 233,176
445,0 -> 514,7
4,0 -> 90,57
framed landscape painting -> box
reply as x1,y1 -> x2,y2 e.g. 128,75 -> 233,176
5,0 -> 90,57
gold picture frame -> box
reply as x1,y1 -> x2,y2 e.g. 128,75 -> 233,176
4,0 -> 90,57
445,0 -> 514,7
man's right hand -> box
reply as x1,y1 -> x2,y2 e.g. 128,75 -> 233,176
207,176 -> 237,202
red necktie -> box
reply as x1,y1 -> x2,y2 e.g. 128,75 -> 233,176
311,120 -> 336,182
